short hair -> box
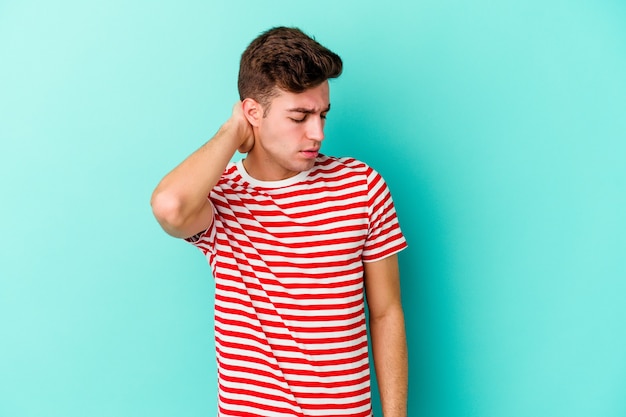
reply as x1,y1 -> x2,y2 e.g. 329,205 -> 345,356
238,27 -> 343,108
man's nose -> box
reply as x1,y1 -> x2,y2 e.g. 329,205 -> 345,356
307,117 -> 325,141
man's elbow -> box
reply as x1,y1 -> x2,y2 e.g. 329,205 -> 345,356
369,302 -> 405,326
151,190 -> 186,236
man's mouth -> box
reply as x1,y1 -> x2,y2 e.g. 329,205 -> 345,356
301,149 -> 319,158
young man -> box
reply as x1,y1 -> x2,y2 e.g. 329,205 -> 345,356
151,27 -> 408,417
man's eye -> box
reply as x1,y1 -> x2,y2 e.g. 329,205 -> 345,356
291,117 -> 306,123
321,114 -> 327,120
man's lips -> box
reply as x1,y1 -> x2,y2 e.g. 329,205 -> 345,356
301,149 -> 319,158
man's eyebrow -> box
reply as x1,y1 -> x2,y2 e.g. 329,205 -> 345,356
286,104 -> 331,114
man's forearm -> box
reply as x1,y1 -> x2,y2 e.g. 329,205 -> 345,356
370,306 -> 408,417
151,113 -> 249,237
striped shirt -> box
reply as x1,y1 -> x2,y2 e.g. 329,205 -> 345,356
189,155 -> 407,417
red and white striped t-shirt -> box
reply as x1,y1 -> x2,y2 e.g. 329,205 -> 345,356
190,155 -> 407,417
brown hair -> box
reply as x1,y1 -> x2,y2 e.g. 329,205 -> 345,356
238,27 -> 343,109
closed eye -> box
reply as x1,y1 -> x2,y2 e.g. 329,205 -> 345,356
291,114 -> 326,123
287,104 -> 331,123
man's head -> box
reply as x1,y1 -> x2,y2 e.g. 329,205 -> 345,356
238,27 -> 343,112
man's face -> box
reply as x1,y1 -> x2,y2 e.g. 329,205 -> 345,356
245,81 -> 330,181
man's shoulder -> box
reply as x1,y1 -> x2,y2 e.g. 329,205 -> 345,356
316,154 -> 372,174
218,161 -> 239,178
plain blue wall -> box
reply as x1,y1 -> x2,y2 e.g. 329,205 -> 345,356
1,1 -> 625,416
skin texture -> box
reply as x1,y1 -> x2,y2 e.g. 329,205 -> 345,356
151,83 -> 408,416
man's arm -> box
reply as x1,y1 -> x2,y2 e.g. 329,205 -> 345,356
364,254 -> 408,417
151,101 -> 255,238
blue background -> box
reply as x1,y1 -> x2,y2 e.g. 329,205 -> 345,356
1,1 -> 625,416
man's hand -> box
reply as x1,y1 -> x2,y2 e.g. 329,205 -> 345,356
227,101 -> 255,154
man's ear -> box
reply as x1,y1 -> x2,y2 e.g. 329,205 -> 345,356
241,98 -> 263,127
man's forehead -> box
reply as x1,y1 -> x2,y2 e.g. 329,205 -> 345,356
272,85 -> 330,112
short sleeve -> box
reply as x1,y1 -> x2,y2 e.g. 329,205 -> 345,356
184,198 -> 218,257
362,167 -> 407,262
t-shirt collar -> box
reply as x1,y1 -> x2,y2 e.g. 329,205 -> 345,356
235,159 -> 314,188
